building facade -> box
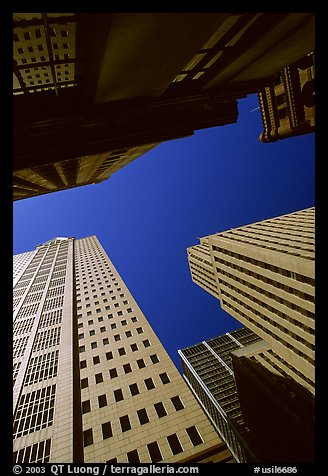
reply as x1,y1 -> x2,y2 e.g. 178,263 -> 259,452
13,13 -> 314,200
178,327 -> 263,462
13,236 -> 233,464
258,51 -> 315,143
187,207 -> 315,394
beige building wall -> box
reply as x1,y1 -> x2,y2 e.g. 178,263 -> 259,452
13,236 -> 233,464
187,207 -> 315,394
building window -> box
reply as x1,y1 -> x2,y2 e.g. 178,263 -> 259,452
79,345 -> 85,353
167,434 -> 183,455
186,426 -> 203,446
144,378 -> 155,390
118,347 -> 126,356
137,358 -> 146,369
147,441 -> 162,463
114,389 -> 124,402
81,378 -> 88,389
125,330 -> 132,338
142,339 -> 150,347
98,394 -> 107,408
137,408 -> 149,425
127,449 -> 140,463
130,343 -> 138,352
114,334 -> 120,341
123,363 -> 132,374
103,338 -> 109,345
102,421 -> 113,440
119,415 -> 131,432
159,373 -> 170,384
150,354 -> 159,364
154,402 -> 167,418
95,373 -> 103,384
80,360 -> 87,369
136,327 -> 143,334
93,356 -> 100,365
82,400 -> 91,414
171,396 -> 184,411
109,368 -> 118,379
106,351 -> 113,360
129,383 -> 139,396
91,342 -> 97,349
83,429 -> 93,447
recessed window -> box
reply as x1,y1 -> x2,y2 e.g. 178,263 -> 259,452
114,334 -> 120,341
81,378 -> 88,388
127,449 -> 140,463
91,342 -> 97,349
79,345 -> 85,353
111,323 -> 117,329
109,368 -> 118,379
119,415 -> 131,432
131,317 -> 137,323
147,441 -> 162,463
150,354 -> 159,364
93,356 -> 100,365
95,373 -> 103,384
154,402 -> 167,418
106,351 -> 113,360
186,426 -> 203,446
82,400 -> 91,414
136,327 -> 143,334
114,388 -> 124,402
142,339 -> 150,348
98,394 -> 107,408
125,330 -> 132,338
159,373 -> 170,384
118,347 -> 126,356
103,337 -> 109,345
167,434 -> 183,455
144,377 -> 155,390
130,343 -> 138,352
100,326 -> 106,333
129,383 -> 140,396
80,360 -> 87,369
89,330 -> 95,336
137,408 -> 149,425
102,421 -> 113,440
137,358 -> 146,369
83,428 -> 93,447
171,396 -> 184,411
123,363 -> 132,374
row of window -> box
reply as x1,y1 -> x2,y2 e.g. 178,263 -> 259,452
84,425 -> 203,463
80,339 -> 151,370
78,326 -> 143,348
81,372 -> 171,395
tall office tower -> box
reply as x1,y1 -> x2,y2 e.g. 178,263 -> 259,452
13,236 -> 233,464
258,51 -> 315,143
187,207 -> 315,395
178,327 -> 264,463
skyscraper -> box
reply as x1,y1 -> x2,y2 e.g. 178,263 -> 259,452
187,207 -> 315,394
179,327 -> 266,462
13,236 -> 233,464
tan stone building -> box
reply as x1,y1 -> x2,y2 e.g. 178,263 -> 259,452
13,236 -> 233,464
258,51 -> 315,143
187,207 -> 315,394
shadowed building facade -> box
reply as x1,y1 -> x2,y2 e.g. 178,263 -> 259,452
187,207 -> 315,395
13,236 -> 233,464
13,13 -> 314,200
179,327 -> 315,462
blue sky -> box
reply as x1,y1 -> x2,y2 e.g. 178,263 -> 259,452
13,93 -> 315,371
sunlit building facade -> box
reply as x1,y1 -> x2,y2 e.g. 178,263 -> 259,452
187,207 -> 315,394
13,236 -> 233,464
